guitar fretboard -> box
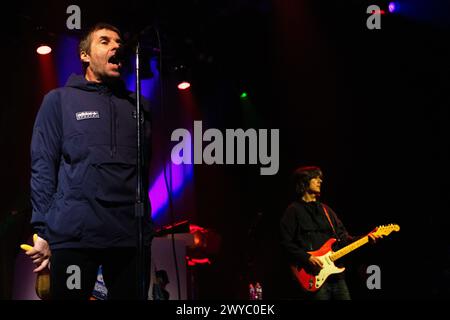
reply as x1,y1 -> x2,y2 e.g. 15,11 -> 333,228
330,236 -> 369,261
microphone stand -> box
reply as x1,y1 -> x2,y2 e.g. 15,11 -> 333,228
134,41 -> 146,300
125,24 -> 156,300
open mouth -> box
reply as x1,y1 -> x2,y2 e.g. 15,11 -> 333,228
108,55 -> 122,68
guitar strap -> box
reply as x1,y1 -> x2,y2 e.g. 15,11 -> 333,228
322,204 -> 337,235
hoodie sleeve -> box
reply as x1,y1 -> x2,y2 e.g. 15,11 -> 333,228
30,90 -> 63,240
280,206 -> 311,266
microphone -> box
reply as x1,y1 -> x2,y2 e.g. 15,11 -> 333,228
109,25 -> 159,79
109,29 -> 160,79
110,24 -> 158,64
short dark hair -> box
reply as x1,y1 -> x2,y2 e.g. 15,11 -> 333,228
292,166 -> 323,195
79,22 -> 121,72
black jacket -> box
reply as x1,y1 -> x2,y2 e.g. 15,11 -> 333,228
280,200 -> 353,268
30,74 -> 153,249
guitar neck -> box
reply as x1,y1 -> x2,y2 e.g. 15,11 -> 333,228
330,236 -> 369,261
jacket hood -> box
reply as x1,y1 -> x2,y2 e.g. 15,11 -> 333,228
64,74 -> 151,113
65,73 -> 130,97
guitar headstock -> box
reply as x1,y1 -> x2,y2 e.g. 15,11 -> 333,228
371,224 -> 400,237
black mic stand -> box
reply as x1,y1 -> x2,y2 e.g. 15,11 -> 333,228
117,24 -> 155,300
134,41 -> 147,300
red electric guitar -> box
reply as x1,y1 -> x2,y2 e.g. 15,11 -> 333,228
290,224 -> 400,292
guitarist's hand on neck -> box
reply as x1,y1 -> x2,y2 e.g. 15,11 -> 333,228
368,231 -> 381,244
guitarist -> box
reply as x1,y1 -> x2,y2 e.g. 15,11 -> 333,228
279,166 -> 379,300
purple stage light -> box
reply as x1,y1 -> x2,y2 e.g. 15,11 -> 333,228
388,2 -> 397,13
149,162 -> 194,219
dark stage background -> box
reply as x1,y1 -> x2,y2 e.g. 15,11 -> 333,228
1,0 -> 450,300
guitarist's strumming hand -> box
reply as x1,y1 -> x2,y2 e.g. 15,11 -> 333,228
22,234 -> 51,273
308,255 -> 323,269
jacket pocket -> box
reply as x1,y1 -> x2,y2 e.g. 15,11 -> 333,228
89,145 -> 137,205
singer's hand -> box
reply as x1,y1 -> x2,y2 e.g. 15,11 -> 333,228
21,234 -> 51,273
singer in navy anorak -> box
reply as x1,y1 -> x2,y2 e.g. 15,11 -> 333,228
27,23 -> 153,299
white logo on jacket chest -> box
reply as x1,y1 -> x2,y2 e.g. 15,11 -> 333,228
76,111 -> 100,121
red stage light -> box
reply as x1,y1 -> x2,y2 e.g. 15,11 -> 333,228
371,9 -> 386,15
36,45 -> 52,55
177,81 -> 191,90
